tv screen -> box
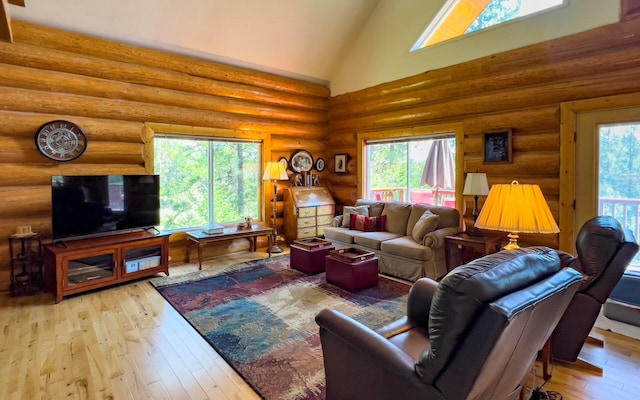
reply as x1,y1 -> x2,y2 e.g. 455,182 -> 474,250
51,175 -> 160,241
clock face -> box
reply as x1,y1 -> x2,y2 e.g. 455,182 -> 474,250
35,120 -> 87,162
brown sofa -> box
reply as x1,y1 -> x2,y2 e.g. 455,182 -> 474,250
315,247 -> 583,400
322,199 -> 461,281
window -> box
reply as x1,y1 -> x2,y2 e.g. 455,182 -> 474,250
411,0 -> 565,51
364,136 -> 456,207
154,135 -> 261,230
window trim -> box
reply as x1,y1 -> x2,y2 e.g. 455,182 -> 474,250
145,123 -> 272,229
356,122 -> 465,213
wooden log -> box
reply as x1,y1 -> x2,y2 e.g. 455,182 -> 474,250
271,137 -> 327,153
327,131 -> 357,148
462,106 -> 559,134
331,69 -> 640,133
12,20 -> 330,98
329,186 -> 358,204
0,138 -> 144,165
0,63 -> 328,124
331,18 -> 640,106
0,42 -> 328,112
0,87 -> 328,138
0,1 -> 11,43
465,153 -> 559,176
330,46 -> 640,118
326,173 -> 358,187
0,186 -> 50,217
0,164 -> 146,186
464,132 -> 560,154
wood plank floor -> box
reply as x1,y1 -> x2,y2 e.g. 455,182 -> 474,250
1,249 -> 639,400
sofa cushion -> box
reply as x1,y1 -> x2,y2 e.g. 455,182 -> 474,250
354,231 -> 402,250
323,227 -> 356,244
382,202 -> 412,235
341,205 -> 369,228
355,199 -> 386,217
412,211 -> 440,243
381,236 -> 432,260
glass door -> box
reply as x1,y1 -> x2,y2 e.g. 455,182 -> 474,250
576,107 -> 640,271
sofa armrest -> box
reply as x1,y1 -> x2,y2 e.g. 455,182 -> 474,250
422,226 -> 462,247
331,215 -> 343,227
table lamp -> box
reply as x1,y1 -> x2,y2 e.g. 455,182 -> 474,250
474,180 -> 559,250
462,172 -> 489,236
262,161 -> 289,253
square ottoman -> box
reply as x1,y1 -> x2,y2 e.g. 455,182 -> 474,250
325,248 -> 379,292
290,238 -> 335,275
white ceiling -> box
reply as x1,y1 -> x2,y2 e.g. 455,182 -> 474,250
10,0 -> 380,86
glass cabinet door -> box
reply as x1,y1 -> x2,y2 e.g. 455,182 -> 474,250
64,250 -> 117,288
121,241 -> 163,277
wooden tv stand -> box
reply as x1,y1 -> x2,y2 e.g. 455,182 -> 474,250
43,231 -> 170,303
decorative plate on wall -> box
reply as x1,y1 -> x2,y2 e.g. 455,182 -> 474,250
35,120 -> 87,162
315,158 -> 325,172
290,150 -> 314,173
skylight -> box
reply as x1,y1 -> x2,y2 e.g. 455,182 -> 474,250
411,0 -> 565,52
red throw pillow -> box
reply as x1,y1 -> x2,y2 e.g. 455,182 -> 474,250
350,214 -> 387,232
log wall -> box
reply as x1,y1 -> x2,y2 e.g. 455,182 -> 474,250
326,17 -> 640,249
0,21 -> 330,292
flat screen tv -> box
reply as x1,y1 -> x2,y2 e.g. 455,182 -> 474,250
51,175 -> 160,241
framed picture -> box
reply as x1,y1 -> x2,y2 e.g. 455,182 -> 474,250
314,158 -> 325,172
483,129 -> 512,164
335,154 -> 347,173
290,150 -> 314,173
278,156 -> 288,167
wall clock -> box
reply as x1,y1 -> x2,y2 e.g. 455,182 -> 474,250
35,120 -> 87,162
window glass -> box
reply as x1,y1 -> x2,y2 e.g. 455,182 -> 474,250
365,136 -> 456,207
154,136 -> 260,230
411,0 -> 565,51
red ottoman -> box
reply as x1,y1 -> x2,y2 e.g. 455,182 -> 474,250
325,248 -> 379,292
290,238 -> 335,275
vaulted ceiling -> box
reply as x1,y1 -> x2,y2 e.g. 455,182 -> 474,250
2,0 -> 625,95
5,0 -> 380,85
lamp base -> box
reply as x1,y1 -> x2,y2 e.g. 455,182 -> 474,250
268,245 -> 284,254
503,233 -> 520,250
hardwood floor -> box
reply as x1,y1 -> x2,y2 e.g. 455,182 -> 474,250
1,249 -> 639,400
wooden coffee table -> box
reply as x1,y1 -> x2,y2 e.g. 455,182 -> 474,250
186,224 -> 273,269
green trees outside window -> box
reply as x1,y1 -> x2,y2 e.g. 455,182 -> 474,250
154,136 -> 260,230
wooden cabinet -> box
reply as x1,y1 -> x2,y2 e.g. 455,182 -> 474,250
284,187 -> 335,243
43,231 -> 170,303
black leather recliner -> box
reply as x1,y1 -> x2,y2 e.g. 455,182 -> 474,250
549,216 -> 638,365
316,247 -> 583,400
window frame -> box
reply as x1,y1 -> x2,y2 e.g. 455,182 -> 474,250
357,122 -> 465,212
145,123 -> 271,232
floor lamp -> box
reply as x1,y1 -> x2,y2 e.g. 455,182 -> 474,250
263,161 -> 289,253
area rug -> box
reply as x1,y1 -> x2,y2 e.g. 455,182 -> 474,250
149,255 -> 410,400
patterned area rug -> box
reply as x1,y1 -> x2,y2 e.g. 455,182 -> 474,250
150,255 -> 410,400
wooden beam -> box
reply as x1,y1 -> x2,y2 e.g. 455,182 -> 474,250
0,0 -> 13,43
8,0 -> 25,6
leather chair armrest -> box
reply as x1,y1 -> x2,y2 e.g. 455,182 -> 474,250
315,309 -> 417,374
407,278 -> 438,327
423,226 -> 462,247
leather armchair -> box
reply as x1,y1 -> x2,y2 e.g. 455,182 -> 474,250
316,247 -> 582,400
549,216 -> 639,364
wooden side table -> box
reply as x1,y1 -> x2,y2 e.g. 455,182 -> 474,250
444,233 -> 505,273
9,233 -> 43,296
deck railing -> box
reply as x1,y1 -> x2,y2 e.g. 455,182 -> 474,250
600,197 -> 640,269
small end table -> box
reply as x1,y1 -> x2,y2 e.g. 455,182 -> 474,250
9,233 -> 43,296
444,233 -> 505,273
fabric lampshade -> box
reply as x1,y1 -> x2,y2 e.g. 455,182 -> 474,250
462,173 -> 489,196
262,161 -> 289,181
474,180 -> 559,249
